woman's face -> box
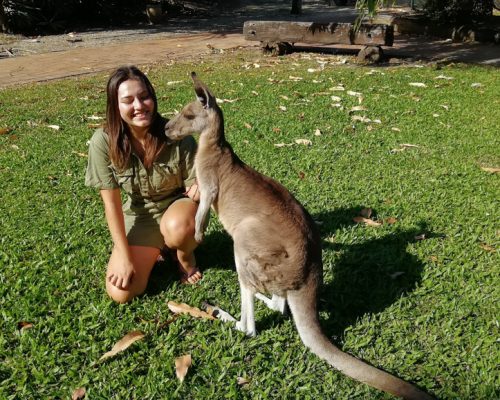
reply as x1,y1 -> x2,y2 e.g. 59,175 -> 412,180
117,79 -> 155,134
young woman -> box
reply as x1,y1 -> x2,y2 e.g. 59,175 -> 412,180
85,65 -> 202,303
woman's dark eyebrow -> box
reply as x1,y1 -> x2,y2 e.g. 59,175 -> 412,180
119,90 -> 149,100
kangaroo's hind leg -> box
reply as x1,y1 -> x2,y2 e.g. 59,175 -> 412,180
255,293 -> 288,315
234,252 -> 257,337
235,281 -> 257,337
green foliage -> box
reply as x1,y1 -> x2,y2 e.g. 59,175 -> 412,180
421,0 -> 493,23
2,0 -> 148,33
0,52 -> 499,399
354,0 -> 493,25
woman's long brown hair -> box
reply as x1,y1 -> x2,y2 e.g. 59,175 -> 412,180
105,65 -> 167,171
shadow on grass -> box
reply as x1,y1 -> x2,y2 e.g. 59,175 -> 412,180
259,207 -> 433,336
319,207 -> 431,336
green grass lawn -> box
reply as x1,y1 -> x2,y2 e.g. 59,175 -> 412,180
0,51 -> 498,399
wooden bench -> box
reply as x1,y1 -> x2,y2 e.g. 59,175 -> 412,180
243,21 -> 394,62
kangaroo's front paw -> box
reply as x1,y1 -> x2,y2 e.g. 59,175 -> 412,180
194,230 -> 204,243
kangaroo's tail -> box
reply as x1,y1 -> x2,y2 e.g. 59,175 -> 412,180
287,283 -> 433,400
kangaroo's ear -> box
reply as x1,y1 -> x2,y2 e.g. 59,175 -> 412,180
191,72 -> 215,109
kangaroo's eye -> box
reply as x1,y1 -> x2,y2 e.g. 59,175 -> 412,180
185,114 -> 195,120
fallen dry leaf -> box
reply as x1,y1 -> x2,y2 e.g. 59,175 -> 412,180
99,330 -> 145,361
244,123 -> 253,129
314,129 -> 322,136
471,82 -> 483,88
330,86 -> 345,92
72,151 -> 88,158
272,127 -> 281,133
391,127 -> 401,132
237,377 -> 251,386
0,127 -> 12,135
480,166 -> 500,174
72,387 -> 86,400
280,95 -> 290,100
351,115 -> 371,123
175,354 -> 192,383
288,76 -> 303,81
295,139 -> 312,146
216,98 -> 239,104
435,75 -> 453,80
479,243 -> 495,253
86,115 -> 103,120
409,82 -> 427,87
385,217 -> 398,225
47,125 -> 60,130
347,90 -> 362,98
167,80 -> 183,86
360,208 -> 372,218
391,143 -> 419,153
279,105 -> 287,111
274,143 -> 293,148
353,216 -> 382,227
87,123 -> 102,129
349,105 -> 368,114
17,321 -> 33,331
251,90 -> 259,96
330,95 -> 342,102
167,301 -> 216,320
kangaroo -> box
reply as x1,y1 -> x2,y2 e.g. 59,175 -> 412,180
165,72 -> 433,400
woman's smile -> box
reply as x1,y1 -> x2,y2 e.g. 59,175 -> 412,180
117,79 -> 155,134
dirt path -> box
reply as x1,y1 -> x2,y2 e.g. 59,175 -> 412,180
0,33 -> 253,87
0,2 -> 498,89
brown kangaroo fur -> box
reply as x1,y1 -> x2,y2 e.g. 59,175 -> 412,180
165,73 -> 433,400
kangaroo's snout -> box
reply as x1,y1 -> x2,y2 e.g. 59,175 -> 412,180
164,117 -> 183,142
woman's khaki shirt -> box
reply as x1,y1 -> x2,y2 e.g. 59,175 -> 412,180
85,128 -> 197,248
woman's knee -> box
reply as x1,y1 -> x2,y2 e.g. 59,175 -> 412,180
162,215 -> 195,247
106,279 -> 146,304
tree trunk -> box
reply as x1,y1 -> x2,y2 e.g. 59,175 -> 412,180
291,0 -> 302,15
0,0 -> 8,32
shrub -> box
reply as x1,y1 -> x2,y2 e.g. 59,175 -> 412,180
422,0 -> 493,24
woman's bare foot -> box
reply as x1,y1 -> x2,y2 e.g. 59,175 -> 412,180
174,249 -> 202,284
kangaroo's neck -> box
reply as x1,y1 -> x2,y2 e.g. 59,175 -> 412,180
198,108 -> 228,153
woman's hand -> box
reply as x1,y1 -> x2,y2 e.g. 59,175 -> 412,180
185,182 -> 200,203
106,248 -> 135,290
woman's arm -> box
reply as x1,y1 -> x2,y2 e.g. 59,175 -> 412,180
100,189 -> 134,289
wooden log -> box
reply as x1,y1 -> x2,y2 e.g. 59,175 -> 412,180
243,21 -> 394,46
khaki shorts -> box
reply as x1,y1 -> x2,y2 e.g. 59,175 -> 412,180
125,197 -> 195,249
